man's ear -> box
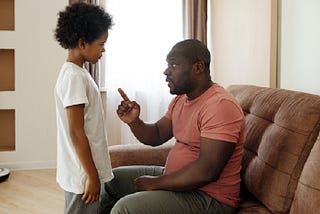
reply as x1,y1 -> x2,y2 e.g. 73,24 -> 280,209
193,61 -> 205,75
78,38 -> 86,50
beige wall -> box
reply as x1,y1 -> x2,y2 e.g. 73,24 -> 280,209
208,0 -> 277,88
0,0 -> 68,169
209,0 -> 320,94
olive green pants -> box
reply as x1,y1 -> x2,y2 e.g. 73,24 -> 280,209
100,165 -> 235,214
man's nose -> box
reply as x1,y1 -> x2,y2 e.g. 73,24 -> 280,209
164,67 -> 170,75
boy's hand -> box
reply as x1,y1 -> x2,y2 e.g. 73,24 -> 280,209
82,175 -> 100,204
117,88 -> 140,124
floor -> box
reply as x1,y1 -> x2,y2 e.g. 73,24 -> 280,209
0,168 -> 64,214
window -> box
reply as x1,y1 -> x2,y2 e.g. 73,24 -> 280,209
103,0 -> 183,145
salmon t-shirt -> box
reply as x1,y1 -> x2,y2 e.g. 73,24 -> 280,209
164,83 -> 245,207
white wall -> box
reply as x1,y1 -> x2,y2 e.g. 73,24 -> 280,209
209,0 -> 320,94
208,0 -> 275,88
0,0 -> 68,169
280,0 -> 320,95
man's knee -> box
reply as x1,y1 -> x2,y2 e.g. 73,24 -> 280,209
110,196 -> 133,214
110,193 -> 151,214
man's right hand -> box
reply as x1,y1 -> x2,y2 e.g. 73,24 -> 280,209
117,88 -> 140,124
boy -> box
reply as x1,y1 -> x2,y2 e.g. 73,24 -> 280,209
54,3 -> 114,213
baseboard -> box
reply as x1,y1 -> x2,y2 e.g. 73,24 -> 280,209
0,160 -> 57,170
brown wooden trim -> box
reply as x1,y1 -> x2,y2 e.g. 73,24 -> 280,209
0,0 -> 15,30
0,49 -> 15,91
270,0 -> 279,88
0,109 -> 15,151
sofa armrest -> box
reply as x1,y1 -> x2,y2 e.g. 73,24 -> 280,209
109,142 -> 173,168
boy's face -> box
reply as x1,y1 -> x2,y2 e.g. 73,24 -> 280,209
81,32 -> 108,64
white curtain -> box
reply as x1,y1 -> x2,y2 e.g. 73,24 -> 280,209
103,0 -> 182,145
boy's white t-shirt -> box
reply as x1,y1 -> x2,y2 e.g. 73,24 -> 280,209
54,62 -> 113,194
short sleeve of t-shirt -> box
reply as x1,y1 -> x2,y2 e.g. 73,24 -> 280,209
165,96 -> 179,120
59,71 -> 88,108
200,98 -> 244,143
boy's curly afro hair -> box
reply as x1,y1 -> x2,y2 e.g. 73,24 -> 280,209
54,3 -> 113,49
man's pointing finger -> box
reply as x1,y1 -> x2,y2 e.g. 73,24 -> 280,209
118,88 -> 131,102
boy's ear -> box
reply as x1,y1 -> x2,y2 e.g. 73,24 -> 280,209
78,38 -> 86,49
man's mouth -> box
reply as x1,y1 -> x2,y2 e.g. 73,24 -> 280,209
166,79 -> 173,88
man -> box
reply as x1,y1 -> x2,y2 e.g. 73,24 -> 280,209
101,39 -> 245,214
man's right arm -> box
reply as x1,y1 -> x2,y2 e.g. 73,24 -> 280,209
117,88 -> 173,146
128,116 -> 173,147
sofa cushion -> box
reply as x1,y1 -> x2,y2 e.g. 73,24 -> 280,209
109,142 -> 173,168
238,201 -> 273,214
289,131 -> 320,214
227,85 -> 320,213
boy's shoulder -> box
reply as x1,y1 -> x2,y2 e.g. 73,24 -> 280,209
61,62 -> 84,72
56,62 -> 88,88
59,62 -> 87,79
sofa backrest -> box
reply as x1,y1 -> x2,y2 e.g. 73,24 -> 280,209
227,85 -> 320,214
289,131 -> 320,214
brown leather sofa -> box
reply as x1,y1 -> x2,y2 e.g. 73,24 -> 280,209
108,85 -> 320,214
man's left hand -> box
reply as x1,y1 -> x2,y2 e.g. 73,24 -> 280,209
134,175 -> 158,191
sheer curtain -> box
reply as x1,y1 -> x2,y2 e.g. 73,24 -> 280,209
102,0 -> 208,146
103,0 -> 183,145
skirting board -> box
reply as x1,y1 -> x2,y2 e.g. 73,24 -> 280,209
0,160 -> 57,170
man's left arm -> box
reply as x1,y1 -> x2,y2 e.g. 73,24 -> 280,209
134,137 -> 235,191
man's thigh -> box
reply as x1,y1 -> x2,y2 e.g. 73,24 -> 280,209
111,190 -> 234,214
100,165 -> 164,213
105,165 -> 164,198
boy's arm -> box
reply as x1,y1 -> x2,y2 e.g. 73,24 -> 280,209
66,104 -> 100,204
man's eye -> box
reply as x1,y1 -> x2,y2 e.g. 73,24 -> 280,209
168,63 -> 177,68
